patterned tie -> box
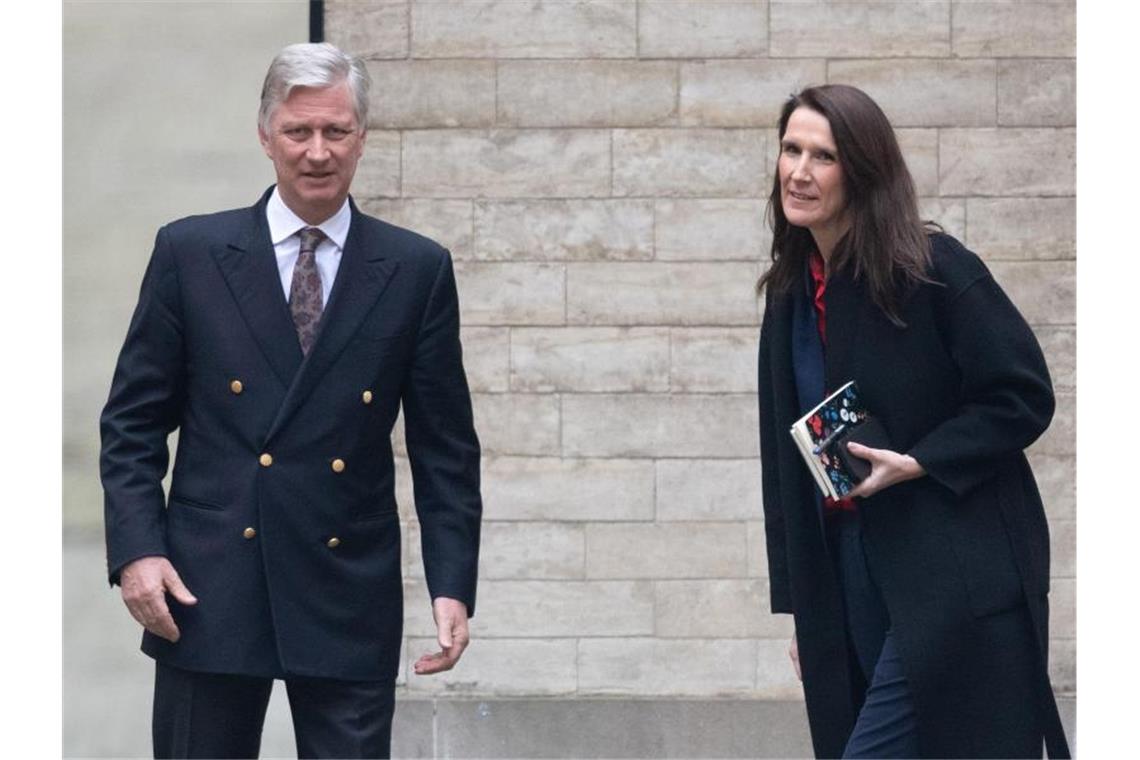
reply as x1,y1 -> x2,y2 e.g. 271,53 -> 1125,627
290,227 -> 326,355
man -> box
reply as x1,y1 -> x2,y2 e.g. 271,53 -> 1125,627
100,42 -> 482,758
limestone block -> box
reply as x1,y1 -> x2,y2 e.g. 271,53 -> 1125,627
1026,390 -> 1074,458
586,522 -> 748,579
1035,326 -> 1075,392
952,1 -> 1075,57
655,199 -> 770,262
567,262 -> 762,326
746,520 -> 770,579
353,130 -> 401,198
324,0 -> 408,59
755,638 -> 804,698
613,129 -> 768,197
404,638 -> 578,695
403,579 -> 440,637
987,260 -> 1075,326
638,0 -> 768,58
403,130 -> 611,198
670,328 -> 759,393
563,394 -> 759,457
481,456 -> 656,521
1027,452 -> 1074,522
360,199 -> 474,260
454,262 -> 565,326
410,0 -> 636,58
459,326 -> 510,393
998,60 -> 1076,127
1050,578 -> 1074,638
939,128 -> 1075,196
474,580 -> 655,636
578,638 -> 757,694
473,200 -> 653,261
472,393 -> 562,456
406,521 -> 585,580
394,456 -> 415,519
769,1 -> 950,57
511,327 -> 670,392
680,59 -> 825,127
827,59 -> 995,127
364,61 -> 495,128
656,458 -> 762,521
966,198 -> 1075,260
498,61 -> 676,127
656,579 -> 794,638
1050,519 -> 1075,579
1049,638 -> 1075,693
918,198 -> 966,242
896,129 -> 939,196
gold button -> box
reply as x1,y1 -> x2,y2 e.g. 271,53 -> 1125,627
259,453 -> 273,467
327,537 -> 341,549
331,458 -> 345,473
362,390 -> 373,404
230,380 -> 244,394
243,527 -> 257,539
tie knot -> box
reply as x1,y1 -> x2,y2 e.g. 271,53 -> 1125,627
298,227 -> 325,254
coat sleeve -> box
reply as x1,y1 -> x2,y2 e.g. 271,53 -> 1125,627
758,299 -> 794,614
100,226 -> 186,585
401,248 -> 483,617
907,239 -> 1055,498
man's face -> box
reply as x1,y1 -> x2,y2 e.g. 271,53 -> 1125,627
258,82 -> 366,224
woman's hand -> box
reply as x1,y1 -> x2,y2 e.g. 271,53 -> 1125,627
844,442 -> 926,499
789,631 -> 801,681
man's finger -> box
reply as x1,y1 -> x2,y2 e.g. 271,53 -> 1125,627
163,569 -> 198,606
414,650 -> 458,675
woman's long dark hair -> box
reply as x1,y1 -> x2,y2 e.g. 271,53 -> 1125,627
757,85 -> 935,326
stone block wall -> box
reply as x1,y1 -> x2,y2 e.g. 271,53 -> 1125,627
325,0 -> 1075,699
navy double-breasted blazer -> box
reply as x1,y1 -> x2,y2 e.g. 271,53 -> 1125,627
100,187 -> 482,682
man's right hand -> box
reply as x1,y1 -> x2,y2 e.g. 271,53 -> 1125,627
119,556 -> 198,642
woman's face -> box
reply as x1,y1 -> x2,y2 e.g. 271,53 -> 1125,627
778,107 -> 848,245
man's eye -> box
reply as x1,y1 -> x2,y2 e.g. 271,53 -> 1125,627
326,128 -> 350,139
285,128 -> 309,138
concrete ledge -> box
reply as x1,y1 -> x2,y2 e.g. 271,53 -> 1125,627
387,696 -> 1075,759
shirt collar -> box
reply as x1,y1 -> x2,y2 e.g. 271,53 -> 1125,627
266,186 -> 352,250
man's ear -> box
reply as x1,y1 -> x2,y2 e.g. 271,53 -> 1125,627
258,125 -> 273,158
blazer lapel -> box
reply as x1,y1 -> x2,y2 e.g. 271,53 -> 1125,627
264,201 -> 398,444
211,190 -> 304,389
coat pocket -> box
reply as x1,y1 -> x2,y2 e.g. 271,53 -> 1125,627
168,494 -> 225,512
946,487 -> 1025,618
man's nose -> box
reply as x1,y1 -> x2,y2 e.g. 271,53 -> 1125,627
305,135 -> 331,161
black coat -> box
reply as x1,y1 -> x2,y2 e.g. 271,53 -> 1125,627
758,233 -> 1068,757
100,188 -> 482,682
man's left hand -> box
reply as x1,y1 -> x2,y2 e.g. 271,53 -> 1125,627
414,597 -> 470,675
845,442 -> 926,499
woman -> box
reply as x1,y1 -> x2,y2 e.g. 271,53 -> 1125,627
756,85 -> 1069,759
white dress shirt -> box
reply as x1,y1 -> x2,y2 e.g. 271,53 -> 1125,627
265,187 -> 351,308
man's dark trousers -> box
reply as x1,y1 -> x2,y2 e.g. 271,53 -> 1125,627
153,662 -> 395,759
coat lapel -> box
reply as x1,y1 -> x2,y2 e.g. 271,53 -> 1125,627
211,190 -> 304,389
264,200 -> 398,444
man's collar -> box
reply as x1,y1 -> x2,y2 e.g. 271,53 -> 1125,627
266,186 -> 352,250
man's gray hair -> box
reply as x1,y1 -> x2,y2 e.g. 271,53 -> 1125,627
259,42 -> 371,132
